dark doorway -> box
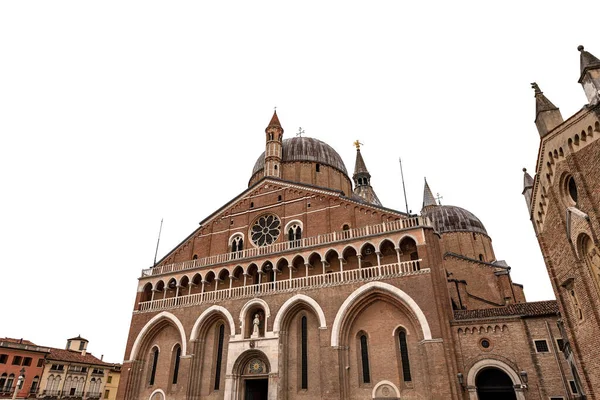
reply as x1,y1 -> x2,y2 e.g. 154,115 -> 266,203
245,378 -> 268,400
476,368 -> 517,400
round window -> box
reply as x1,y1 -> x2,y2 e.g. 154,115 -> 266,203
251,214 -> 281,246
480,338 -> 492,350
562,174 -> 578,206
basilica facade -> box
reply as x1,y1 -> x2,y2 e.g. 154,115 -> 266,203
114,48 -> 600,400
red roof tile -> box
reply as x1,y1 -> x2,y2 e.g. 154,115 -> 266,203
46,348 -> 111,366
454,300 -> 558,321
1,337 -> 36,346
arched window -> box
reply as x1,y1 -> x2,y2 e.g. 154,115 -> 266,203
398,330 -> 412,382
231,234 -> 244,257
359,334 -> 371,384
286,222 -> 302,247
214,324 -> 225,390
30,376 -> 39,393
172,345 -> 181,385
570,289 -> 583,321
0,374 -> 7,390
149,347 -> 159,385
301,315 -> 308,389
6,375 -> 14,392
580,234 -> 600,293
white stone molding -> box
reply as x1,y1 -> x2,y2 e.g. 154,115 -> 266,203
330,281 -> 432,347
228,232 -> 245,245
391,324 -> 410,337
239,298 -> 271,333
190,305 -> 236,341
273,294 -> 327,332
466,359 -> 525,400
128,311 -> 187,361
372,380 -> 401,399
148,388 -> 165,400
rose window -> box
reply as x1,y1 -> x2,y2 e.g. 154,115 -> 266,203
251,214 -> 281,246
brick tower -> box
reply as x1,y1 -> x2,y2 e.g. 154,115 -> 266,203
525,45 -> 600,399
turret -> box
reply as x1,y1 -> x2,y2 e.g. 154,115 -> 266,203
578,45 -> 600,105
422,178 -> 437,211
264,111 -> 283,178
522,168 -> 534,214
352,141 -> 382,206
531,82 -> 563,138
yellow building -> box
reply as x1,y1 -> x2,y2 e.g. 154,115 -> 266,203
102,364 -> 121,400
38,336 -> 112,400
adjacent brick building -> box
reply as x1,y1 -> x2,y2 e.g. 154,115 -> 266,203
523,45 -> 600,399
0,338 -> 50,398
113,85 -> 594,400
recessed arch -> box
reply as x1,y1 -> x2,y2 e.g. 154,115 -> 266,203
240,298 -> 272,335
190,305 -> 236,340
273,294 -> 327,332
129,311 -> 187,361
466,359 -> 525,400
331,281 -> 432,347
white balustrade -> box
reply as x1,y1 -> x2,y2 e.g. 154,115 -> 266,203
142,217 -> 424,277
138,260 -> 426,312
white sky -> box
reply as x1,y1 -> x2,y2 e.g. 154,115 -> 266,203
1,1 -> 598,363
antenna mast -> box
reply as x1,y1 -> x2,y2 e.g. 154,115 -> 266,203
153,218 -> 163,266
399,157 -> 409,215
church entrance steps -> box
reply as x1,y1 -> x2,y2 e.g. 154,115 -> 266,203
137,260 -> 427,313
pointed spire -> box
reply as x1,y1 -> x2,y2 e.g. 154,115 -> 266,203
522,168 -> 535,214
422,178 -> 437,209
352,142 -> 382,206
531,82 -> 563,138
578,45 -> 600,83
577,46 -> 600,105
522,168 -> 534,191
353,148 -> 369,175
532,82 -> 559,116
266,110 -> 282,131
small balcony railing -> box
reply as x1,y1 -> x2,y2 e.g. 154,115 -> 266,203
86,392 -> 101,399
139,260 -> 427,312
61,391 -> 83,398
141,217 -> 423,278
41,389 -> 61,397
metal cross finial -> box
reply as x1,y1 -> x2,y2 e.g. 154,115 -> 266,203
274,106 -> 277,112
296,127 -> 304,137
353,140 -> 363,149
435,193 -> 443,205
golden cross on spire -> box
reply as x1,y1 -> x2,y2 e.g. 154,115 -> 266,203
353,140 -> 363,149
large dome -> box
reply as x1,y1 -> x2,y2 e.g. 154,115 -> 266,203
421,205 -> 488,235
251,137 -> 349,177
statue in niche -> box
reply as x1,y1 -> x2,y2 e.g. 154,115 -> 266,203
251,313 -> 260,338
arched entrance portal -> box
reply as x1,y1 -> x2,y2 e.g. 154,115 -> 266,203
243,358 -> 268,400
231,350 -> 271,400
476,368 -> 517,400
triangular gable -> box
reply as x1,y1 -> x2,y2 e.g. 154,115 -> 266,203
154,177 -> 408,266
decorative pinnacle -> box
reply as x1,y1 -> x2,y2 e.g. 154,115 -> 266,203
578,45 -> 584,52
523,168 -> 527,172
353,140 -> 363,150
531,82 -> 542,95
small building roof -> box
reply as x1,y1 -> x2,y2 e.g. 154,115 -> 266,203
46,347 -> 111,366
454,300 -> 558,321
67,335 -> 88,342
1,337 -> 37,346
